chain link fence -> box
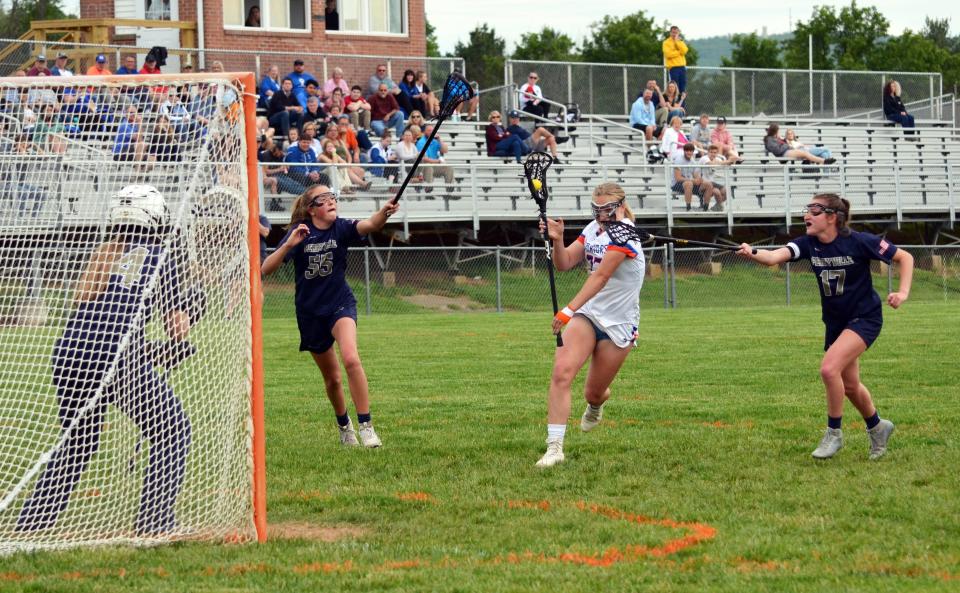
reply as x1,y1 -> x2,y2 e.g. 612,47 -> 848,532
506,60 -> 944,121
261,245 -> 960,318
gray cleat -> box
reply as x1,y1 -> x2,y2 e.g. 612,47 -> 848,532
812,428 -> 843,459
867,419 -> 895,460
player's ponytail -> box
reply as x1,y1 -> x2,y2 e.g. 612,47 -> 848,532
288,190 -> 313,227
593,182 -> 634,221
813,193 -> 851,235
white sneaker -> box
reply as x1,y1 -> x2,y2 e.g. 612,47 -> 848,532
357,421 -> 382,448
867,419 -> 895,460
535,438 -> 565,468
811,428 -> 843,459
338,420 -> 359,447
581,403 -> 604,432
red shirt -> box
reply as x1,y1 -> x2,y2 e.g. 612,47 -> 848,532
368,93 -> 399,121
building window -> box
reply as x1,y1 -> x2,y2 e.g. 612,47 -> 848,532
224,0 -> 309,31
145,0 -> 171,20
336,0 -> 406,35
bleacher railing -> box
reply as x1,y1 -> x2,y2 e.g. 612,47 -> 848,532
506,59 -> 945,122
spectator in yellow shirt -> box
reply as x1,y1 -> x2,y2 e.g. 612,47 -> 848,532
662,25 -> 689,94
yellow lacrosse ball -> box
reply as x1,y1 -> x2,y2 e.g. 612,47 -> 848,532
531,179 -> 543,191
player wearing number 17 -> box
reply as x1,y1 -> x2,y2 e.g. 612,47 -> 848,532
262,186 -> 399,448
737,193 -> 914,461
535,183 -> 645,468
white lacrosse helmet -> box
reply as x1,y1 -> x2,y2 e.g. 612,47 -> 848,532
110,184 -> 168,230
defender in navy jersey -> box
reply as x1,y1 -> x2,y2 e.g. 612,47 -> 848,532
17,185 -> 193,535
262,185 -> 398,448
535,183 -> 646,468
738,194 -> 913,460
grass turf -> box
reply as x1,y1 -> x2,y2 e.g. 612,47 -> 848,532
1,302 -> 959,592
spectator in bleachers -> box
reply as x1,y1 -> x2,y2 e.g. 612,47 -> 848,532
399,69 -> 423,117
323,67 -> 350,101
643,80 -> 669,129
485,110 -> 524,162
367,64 -> 413,114
59,89 -> 89,137
113,105 -> 147,163
785,128 -> 833,161
8,134 -> 46,218
320,138 -> 370,191
369,83 -> 405,138
326,86 -> 345,113
764,123 -> 834,165
662,81 -> 686,123
259,65 -> 281,110
369,131 -> 399,183
186,82 -> 217,140
416,123 -> 454,191
629,89 -> 658,140
672,142 -> 712,212
710,116 -> 741,162
285,126 -> 299,149
304,79 -> 323,108
302,96 -> 330,132
116,55 -> 138,75
256,116 -> 274,143
660,116 -> 689,160
181,63 -> 193,73
506,110 -> 561,162
690,114 -> 713,155
267,77 -> 303,138
285,134 -> 324,188
662,25 -> 689,94
343,85 -> 372,131
404,110 -> 425,133
417,71 -> 440,117
51,53 -> 73,77
245,5 -> 261,27
211,60 -> 226,73
27,55 -> 52,77
159,89 -> 190,129
395,129 -> 420,171
260,139 -> 308,197
147,113 -> 180,167
301,121 -> 324,156
327,103 -> 344,124
518,71 -> 549,119
286,59 -> 316,109
86,54 -> 111,76
326,121 -> 369,183
697,144 -> 729,212
140,55 -> 162,75
883,80 -> 915,129
407,124 -> 422,141
33,103 -> 66,155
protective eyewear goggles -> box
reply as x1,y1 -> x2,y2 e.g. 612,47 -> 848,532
591,198 -> 624,221
309,192 -> 337,208
803,203 -> 836,216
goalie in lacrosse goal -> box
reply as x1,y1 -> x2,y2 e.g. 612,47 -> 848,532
0,73 -> 265,553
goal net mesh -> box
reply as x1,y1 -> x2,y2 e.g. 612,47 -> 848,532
0,75 -> 256,553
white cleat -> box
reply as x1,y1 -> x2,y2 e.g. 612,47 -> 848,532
867,419 -> 895,460
581,403 -> 604,432
357,421 -> 382,448
339,420 -> 359,447
812,428 -> 843,459
535,438 -> 565,468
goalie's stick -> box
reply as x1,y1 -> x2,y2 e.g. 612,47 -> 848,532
523,151 -> 563,347
389,72 -> 474,205
603,220 -> 757,254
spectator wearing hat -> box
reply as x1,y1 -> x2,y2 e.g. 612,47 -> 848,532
709,116 -> 741,162
51,53 -> 74,77
116,55 -> 139,75
86,54 -> 112,76
285,59 -> 317,111
368,83 -> 404,138
27,56 -> 52,77
506,110 -> 561,162
139,55 -> 162,75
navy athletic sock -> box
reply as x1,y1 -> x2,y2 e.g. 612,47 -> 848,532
864,412 -> 881,430
336,413 -> 350,427
357,413 -> 371,425
828,415 -> 842,430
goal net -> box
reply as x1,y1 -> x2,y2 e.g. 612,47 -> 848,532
0,73 -> 264,553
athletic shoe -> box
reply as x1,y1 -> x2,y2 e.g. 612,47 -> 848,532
867,419 -> 895,460
710,202 -> 725,212
339,420 -> 359,447
357,421 -> 382,448
581,403 -> 604,432
812,427 -> 843,459
535,438 -> 565,468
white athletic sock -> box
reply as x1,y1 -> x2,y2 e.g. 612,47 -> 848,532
547,424 -> 566,442
588,403 -> 602,413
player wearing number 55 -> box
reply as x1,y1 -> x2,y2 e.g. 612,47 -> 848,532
737,193 -> 913,461
262,186 -> 399,448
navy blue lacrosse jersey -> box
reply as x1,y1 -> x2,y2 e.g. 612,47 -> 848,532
281,217 -> 366,316
787,231 -> 897,322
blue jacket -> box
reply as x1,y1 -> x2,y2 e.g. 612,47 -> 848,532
284,145 -> 320,176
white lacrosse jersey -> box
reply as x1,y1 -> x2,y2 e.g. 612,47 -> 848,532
575,220 -> 645,344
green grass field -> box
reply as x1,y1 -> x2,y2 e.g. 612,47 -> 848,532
2,303 -> 959,592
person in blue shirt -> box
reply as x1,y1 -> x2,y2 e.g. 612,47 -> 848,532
738,193 -> 914,461
286,59 -> 318,110
261,186 -> 399,447
505,110 -> 561,162
258,65 -> 281,111
115,55 -> 139,75
285,135 -> 327,189
17,185 -> 193,535
415,124 -> 454,188
629,89 -> 658,140
112,105 -> 146,162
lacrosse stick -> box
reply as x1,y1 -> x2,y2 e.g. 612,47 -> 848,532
389,72 -> 474,205
523,151 -> 563,347
604,220 -> 756,253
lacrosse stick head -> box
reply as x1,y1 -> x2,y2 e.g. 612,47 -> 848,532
603,220 -> 652,247
523,151 -> 554,211
438,72 -> 474,119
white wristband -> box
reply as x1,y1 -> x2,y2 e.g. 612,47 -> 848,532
561,306 -> 575,317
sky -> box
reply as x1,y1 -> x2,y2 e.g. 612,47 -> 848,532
425,0 -> 959,55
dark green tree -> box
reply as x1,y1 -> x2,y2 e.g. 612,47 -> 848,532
0,0 -> 74,39
722,33 -> 784,69
512,27 -> 578,62
425,17 -> 440,58
782,1 -> 888,71
451,24 -> 506,90
580,11 -> 664,65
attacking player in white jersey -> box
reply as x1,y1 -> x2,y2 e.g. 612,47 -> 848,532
535,182 -> 646,467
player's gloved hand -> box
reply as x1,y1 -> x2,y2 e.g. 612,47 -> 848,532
146,339 -> 197,371
552,306 -> 574,334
